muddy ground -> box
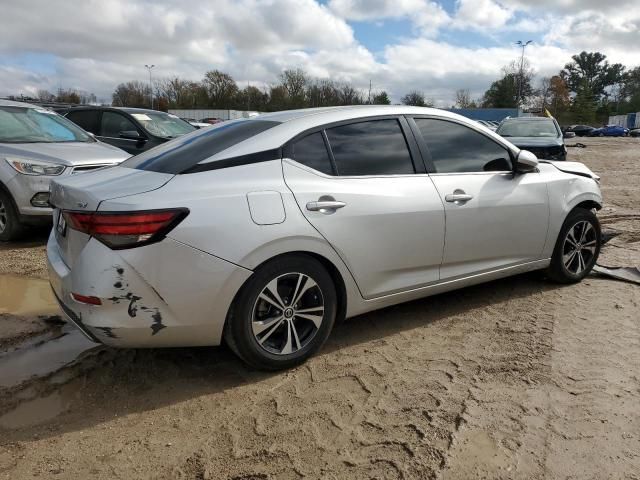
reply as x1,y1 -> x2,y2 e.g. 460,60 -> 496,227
0,137 -> 638,479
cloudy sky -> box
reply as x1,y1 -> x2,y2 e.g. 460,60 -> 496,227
1,0 -> 638,105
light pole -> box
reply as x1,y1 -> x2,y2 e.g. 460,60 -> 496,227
515,40 -> 532,108
144,64 -> 155,109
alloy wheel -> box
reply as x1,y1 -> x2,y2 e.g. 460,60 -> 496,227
0,198 -> 7,234
562,220 -> 597,275
251,272 -> 324,355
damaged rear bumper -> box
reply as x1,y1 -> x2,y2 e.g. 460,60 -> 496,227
46,231 -> 252,347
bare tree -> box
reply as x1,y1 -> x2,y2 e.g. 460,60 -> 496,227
112,81 -> 150,107
455,89 -> 475,108
203,70 -> 239,108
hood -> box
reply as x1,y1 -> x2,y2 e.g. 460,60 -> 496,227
503,137 -> 563,148
49,166 -> 174,211
543,160 -> 600,181
0,141 -> 130,166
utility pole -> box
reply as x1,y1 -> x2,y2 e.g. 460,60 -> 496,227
144,64 -> 155,109
515,40 -> 532,108
368,80 -> 372,104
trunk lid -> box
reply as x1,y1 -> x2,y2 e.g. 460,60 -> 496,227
49,166 -> 174,267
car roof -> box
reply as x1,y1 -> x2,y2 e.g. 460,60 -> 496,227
62,105 -> 162,114
0,98 -> 39,108
199,105 -> 516,164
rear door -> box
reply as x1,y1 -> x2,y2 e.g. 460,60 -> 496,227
411,117 -> 549,280
283,117 -> 445,299
98,111 -> 148,155
64,109 -> 100,135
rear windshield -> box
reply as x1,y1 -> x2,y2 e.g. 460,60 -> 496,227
121,119 -> 280,174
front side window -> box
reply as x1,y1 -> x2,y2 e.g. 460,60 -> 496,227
325,119 -> 414,176
415,118 -> 512,173
101,112 -> 138,138
0,106 -> 92,144
292,132 -> 333,175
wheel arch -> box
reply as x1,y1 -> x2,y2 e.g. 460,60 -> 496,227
223,250 -> 350,343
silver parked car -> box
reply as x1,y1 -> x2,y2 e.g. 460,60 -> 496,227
47,106 -> 603,370
0,99 -> 130,241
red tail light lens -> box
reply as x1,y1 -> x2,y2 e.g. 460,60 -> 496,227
63,209 -> 189,249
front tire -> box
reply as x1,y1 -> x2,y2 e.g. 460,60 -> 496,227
225,255 -> 337,370
547,208 -> 601,283
0,190 -> 25,242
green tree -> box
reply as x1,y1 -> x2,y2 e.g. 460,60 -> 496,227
561,51 -> 625,99
401,90 -> 427,106
372,91 -> 391,105
572,81 -> 597,124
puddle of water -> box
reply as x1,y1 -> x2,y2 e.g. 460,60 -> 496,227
0,381 -> 81,429
0,327 -> 97,388
0,274 -> 58,316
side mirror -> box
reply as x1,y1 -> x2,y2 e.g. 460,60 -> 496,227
516,150 -> 538,173
119,130 -> 144,141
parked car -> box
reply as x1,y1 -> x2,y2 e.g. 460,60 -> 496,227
629,128 -> 640,137
61,107 -> 196,155
496,116 -> 567,161
475,120 -> 497,131
0,100 -> 130,241
47,106 -> 602,370
589,125 -> 629,137
201,117 -> 224,125
565,125 -> 595,137
180,118 -> 211,129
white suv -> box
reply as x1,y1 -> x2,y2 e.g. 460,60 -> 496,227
0,99 -> 130,241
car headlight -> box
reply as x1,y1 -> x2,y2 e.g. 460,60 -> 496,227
5,157 -> 66,176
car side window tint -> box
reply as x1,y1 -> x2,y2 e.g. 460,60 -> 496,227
293,132 -> 334,175
415,118 -> 512,173
325,119 -> 414,176
101,112 -> 138,138
65,110 -> 100,134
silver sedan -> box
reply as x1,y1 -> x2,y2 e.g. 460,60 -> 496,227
47,106 -> 603,370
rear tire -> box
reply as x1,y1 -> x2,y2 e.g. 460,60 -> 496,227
225,254 -> 337,370
0,189 -> 25,242
547,208 -> 601,283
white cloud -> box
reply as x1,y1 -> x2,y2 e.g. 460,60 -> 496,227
329,0 -> 450,36
453,0 -> 513,29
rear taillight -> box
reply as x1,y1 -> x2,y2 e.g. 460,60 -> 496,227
63,209 -> 188,249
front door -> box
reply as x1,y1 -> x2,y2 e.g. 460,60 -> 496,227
283,119 -> 445,299
98,111 -> 148,155
411,117 -> 549,280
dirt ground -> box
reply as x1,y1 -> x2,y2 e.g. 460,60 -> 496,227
0,137 -> 638,479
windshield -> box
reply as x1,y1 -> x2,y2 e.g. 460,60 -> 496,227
0,106 -> 93,143
497,120 -> 559,138
131,112 -> 195,138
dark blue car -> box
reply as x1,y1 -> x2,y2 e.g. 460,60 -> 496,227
590,125 -> 629,137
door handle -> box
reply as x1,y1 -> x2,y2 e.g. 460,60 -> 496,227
445,190 -> 473,203
306,200 -> 346,213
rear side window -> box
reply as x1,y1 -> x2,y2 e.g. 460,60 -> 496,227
292,132 -> 333,175
122,119 -> 280,174
415,118 -> 512,173
325,119 -> 414,176
65,110 -> 100,134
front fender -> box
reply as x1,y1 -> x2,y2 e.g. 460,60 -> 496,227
542,175 -> 603,258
